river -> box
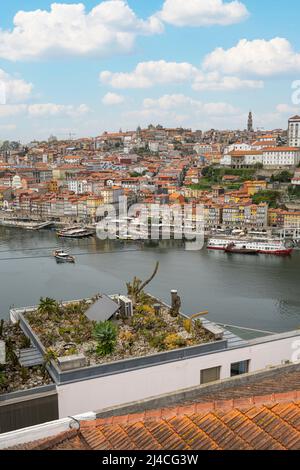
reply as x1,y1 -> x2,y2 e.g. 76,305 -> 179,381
0,226 -> 299,334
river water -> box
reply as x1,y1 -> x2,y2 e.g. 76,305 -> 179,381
0,226 -> 299,334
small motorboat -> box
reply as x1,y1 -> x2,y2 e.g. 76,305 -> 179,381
53,250 -> 75,263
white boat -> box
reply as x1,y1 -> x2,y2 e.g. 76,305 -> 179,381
53,250 -> 75,263
207,238 -> 293,256
57,227 -> 94,238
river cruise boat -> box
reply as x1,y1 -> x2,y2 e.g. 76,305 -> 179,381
207,238 -> 293,256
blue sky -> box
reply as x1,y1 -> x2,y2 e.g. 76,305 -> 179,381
0,0 -> 300,142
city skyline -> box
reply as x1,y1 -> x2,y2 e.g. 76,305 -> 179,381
0,0 -> 300,141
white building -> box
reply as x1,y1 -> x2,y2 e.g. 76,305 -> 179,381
224,143 -> 252,155
288,115 -> 300,147
67,179 -> 88,194
220,151 -> 263,167
11,175 -> 22,190
9,300 -> 300,420
262,147 -> 300,167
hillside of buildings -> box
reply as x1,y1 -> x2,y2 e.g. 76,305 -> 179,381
1,117 -> 300,231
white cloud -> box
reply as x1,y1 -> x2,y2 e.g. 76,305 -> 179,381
192,71 -> 263,91
0,103 -> 89,118
0,124 -> 17,131
157,0 -> 249,27
0,1 -> 163,61
100,60 -> 263,91
143,94 -> 240,115
27,103 -> 90,117
0,104 -> 27,118
102,92 -> 125,105
0,69 -> 33,103
203,38 -> 300,76
100,60 -> 198,88
276,104 -> 300,115
124,94 -> 242,130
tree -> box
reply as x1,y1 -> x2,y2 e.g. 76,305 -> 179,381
93,321 -> 118,356
271,171 -> 293,183
254,162 -> 263,170
126,262 -> 159,305
252,190 -> 280,208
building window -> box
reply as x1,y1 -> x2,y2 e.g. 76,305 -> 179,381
230,360 -> 250,377
200,366 -> 221,384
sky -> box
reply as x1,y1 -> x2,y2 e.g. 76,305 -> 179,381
0,0 -> 300,142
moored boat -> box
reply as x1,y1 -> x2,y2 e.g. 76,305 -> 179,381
56,227 -> 94,238
208,238 -> 293,256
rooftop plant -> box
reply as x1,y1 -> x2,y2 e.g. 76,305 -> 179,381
93,321 -> 118,356
38,297 -> 59,317
126,262 -> 159,305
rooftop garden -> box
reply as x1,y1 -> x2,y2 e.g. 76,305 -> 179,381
0,319 -> 52,395
24,264 -> 214,367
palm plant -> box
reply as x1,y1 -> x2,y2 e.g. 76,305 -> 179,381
38,297 -> 58,317
93,321 -> 118,356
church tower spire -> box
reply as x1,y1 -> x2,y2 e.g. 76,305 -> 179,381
248,111 -> 254,132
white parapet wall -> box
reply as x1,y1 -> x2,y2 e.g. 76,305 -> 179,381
57,330 -> 300,418
0,412 -> 96,450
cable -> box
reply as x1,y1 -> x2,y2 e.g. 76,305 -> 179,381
0,243 -> 97,254
0,248 -> 142,261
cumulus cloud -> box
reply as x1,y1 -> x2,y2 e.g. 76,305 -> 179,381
102,92 -> 125,105
0,1 -> 163,61
0,69 -> 33,103
100,60 -> 198,88
0,103 -> 89,118
100,60 -> 263,91
27,103 -> 90,117
192,71 -> 263,91
276,104 -> 300,114
157,0 -> 249,27
124,94 -> 242,130
143,94 -> 240,115
203,38 -> 300,76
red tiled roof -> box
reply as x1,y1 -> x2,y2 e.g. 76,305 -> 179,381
8,392 -> 300,450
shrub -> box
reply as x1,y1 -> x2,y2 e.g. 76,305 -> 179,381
119,331 -> 135,347
93,321 -> 118,356
20,335 -> 31,349
149,333 -> 168,351
135,304 -> 155,315
183,319 -> 192,334
132,313 -> 166,332
20,367 -> 30,381
164,334 -> 187,351
64,347 -> 78,356
0,371 -> 7,388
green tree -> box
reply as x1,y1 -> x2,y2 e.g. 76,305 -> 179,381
271,171 -> 293,183
252,190 -> 280,208
93,321 -> 118,356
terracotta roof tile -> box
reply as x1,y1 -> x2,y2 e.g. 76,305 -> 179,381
7,392 -> 300,450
